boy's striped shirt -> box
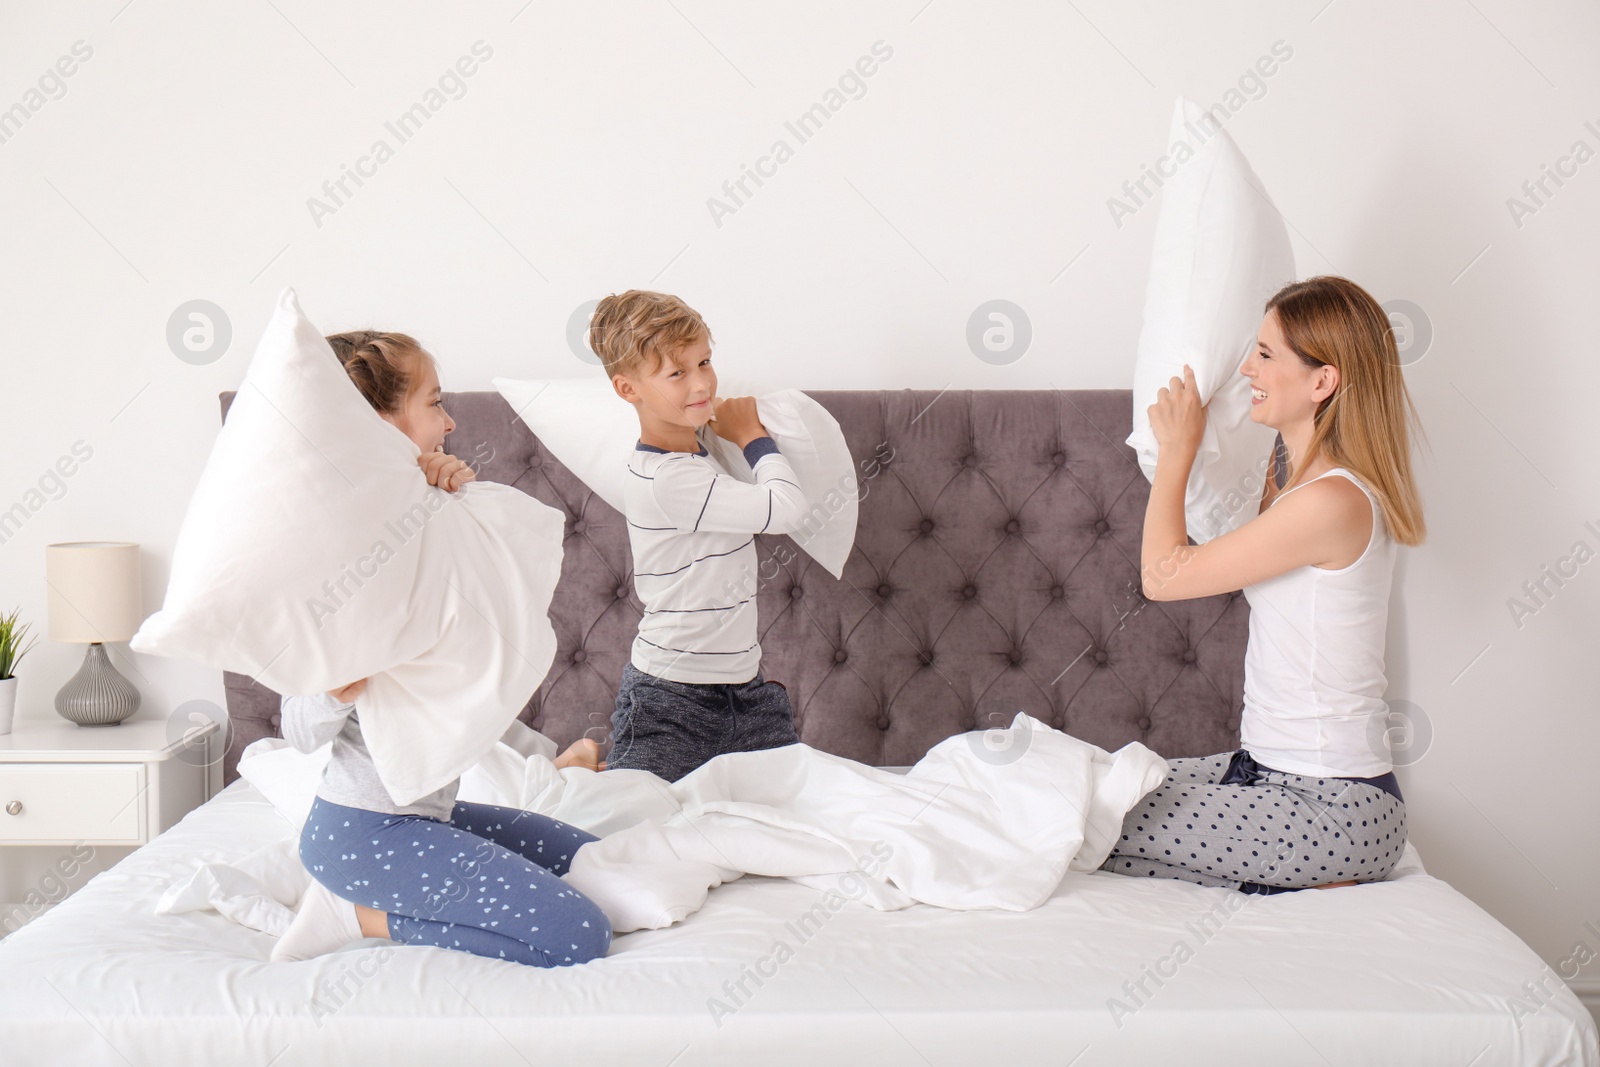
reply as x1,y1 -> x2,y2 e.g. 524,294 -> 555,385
623,434 -> 806,684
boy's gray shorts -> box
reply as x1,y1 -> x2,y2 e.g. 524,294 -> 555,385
606,662 -> 800,782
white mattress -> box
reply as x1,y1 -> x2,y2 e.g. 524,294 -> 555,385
0,780 -> 1593,1066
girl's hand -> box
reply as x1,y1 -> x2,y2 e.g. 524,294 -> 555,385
1148,363 -> 1208,461
327,678 -> 367,703
418,449 -> 477,493
554,738 -> 606,772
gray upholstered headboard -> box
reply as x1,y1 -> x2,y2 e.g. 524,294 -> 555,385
217,389 -> 1264,785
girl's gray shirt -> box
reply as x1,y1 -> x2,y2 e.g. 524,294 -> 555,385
279,691 -> 459,822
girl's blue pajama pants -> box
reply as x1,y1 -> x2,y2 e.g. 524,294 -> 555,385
299,796 -> 612,967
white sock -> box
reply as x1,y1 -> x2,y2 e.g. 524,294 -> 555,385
270,880 -> 364,962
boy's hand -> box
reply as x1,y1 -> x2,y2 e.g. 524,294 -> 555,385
327,678 -> 367,703
419,449 -> 476,493
708,396 -> 768,449
554,738 -> 606,772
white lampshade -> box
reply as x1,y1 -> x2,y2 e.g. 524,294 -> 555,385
45,542 -> 143,644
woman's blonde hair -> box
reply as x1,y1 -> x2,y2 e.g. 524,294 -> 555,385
325,330 -> 433,415
1263,276 -> 1429,546
589,290 -> 712,379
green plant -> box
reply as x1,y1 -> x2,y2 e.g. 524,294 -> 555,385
0,608 -> 39,681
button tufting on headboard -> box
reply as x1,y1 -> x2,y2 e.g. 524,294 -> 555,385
214,388 -> 1250,784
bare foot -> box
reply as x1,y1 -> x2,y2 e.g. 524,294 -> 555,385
556,738 -> 607,772
1310,879 -> 1358,890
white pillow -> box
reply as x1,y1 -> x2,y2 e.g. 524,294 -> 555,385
1125,96 -> 1295,544
493,377 -> 858,578
131,288 -> 566,805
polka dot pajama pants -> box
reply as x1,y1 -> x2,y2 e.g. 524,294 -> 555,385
1097,749 -> 1407,893
300,796 -> 612,967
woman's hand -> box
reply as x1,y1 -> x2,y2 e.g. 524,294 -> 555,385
1148,363 -> 1208,462
418,449 -> 477,493
554,738 -> 606,772
327,678 -> 367,703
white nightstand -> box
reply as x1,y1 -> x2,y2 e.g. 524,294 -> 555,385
0,719 -> 219,848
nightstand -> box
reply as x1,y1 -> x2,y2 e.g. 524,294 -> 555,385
0,719 -> 219,847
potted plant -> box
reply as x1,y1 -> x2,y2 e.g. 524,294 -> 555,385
0,608 -> 39,736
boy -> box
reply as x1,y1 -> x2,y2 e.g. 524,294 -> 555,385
591,289 -> 808,782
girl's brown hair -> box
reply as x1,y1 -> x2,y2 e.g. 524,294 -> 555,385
325,331 -> 432,415
1263,276 -> 1429,546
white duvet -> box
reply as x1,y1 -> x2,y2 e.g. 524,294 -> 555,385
161,714 -> 1168,936
13,763 -> 1592,1065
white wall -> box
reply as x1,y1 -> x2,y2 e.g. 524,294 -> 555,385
1,0 -> 1595,1014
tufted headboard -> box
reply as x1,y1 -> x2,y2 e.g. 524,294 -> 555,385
217,389 -> 1274,785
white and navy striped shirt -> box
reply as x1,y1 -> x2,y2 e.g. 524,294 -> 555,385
624,433 -> 807,684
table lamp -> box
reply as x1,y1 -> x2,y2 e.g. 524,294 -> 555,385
45,542 -> 143,727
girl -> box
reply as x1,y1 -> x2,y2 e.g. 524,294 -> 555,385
272,330 -> 613,966
1100,276 -> 1428,894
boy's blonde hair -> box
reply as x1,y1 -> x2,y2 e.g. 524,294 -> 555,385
589,290 -> 712,379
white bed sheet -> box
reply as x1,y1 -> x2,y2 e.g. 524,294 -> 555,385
0,780 -> 1593,1067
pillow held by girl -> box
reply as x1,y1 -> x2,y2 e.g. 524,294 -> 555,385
131,288 -> 565,805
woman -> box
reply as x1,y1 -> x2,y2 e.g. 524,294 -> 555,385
1100,275 -> 1428,893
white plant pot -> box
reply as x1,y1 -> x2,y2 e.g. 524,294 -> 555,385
0,676 -> 16,736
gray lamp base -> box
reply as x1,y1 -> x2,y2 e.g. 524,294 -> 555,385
55,643 -> 141,727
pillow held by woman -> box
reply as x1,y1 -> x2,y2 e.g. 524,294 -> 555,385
1126,96 -> 1295,543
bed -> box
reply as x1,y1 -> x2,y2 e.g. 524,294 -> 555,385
0,387 -> 1592,1066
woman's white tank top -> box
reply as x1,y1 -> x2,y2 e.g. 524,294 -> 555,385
1239,467 -> 1397,777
